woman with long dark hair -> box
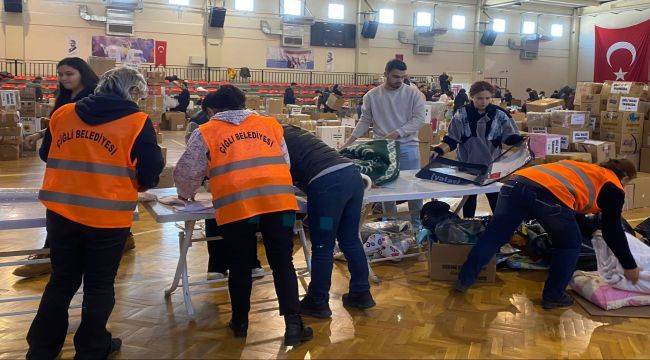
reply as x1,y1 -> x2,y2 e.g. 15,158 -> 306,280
15,58 -> 101,278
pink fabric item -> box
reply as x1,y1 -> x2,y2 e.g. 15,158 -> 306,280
570,271 -> 650,310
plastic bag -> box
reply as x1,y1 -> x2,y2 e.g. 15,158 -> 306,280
434,217 -> 490,245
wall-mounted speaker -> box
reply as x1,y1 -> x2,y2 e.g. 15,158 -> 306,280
209,7 -> 226,28
480,29 -> 497,46
4,0 -> 22,13
361,20 -> 378,39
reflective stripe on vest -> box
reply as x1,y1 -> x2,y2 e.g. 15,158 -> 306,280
47,158 -> 136,179
38,190 -> 137,211
208,156 -> 286,178
212,185 -> 295,209
533,163 -> 596,213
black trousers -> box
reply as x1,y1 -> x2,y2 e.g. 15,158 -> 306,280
27,211 -> 129,360
205,219 -> 261,274
462,192 -> 499,218
219,211 -> 300,321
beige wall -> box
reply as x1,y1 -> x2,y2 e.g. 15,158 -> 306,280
0,0 -> 575,98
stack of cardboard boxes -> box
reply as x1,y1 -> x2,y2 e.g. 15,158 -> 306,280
0,90 -> 22,160
140,70 -> 167,129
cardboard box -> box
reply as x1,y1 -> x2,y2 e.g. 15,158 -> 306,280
419,142 -> 431,168
299,120 -> 318,132
142,70 -> 166,84
639,101 -> 650,122
545,152 -> 592,164
140,96 -> 165,113
623,183 -> 635,211
325,93 -> 345,111
87,56 -> 115,77
245,96 -> 262,111
512,111 -> 526,123
641,148 -> 650,173
528,126 -> 548,134
0,111 -> 19,127
515,120 -> 526,131
575,82 -> 603,104
525,112 -> 551,128
157,165 -> 175,188
20,101 -> 36,117
606,96 -> 642,113
550,110 -> 590,129
575,140 -> 616,164
20,117 -> 41,135
575,94 -> 602,116
274,114 -> 290,124
20,87 -> 36,100
548,127 -> 591,151
148,85 -> 165,96
526,132 -> 561,158
265,98 -> 284,115
642,120 -> 650,147
632,172 -> 650,209
428,243 -> 496,282
341,118 -> 356,127
162,112 -> 186,131
0,144 -> 20,161
526,98 -> 565,113
600,132 -> 642,153
315,126 -> 354,149
601,81 -> 646,99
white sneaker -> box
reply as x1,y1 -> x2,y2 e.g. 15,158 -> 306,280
252,267 -> 265,277
207,272 -> 226,281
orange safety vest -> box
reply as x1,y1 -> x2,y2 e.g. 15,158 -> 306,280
200,114 -> 298,225
515,160 -> 624,214
39,103 -> 147,228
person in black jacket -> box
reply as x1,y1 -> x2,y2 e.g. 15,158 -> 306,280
171,81 -> 190,113
26,67 -> 164,359
453,88 -> 469,113
283,125 -> 375,318
15,57 -> 101,278
284,82 -> 297,105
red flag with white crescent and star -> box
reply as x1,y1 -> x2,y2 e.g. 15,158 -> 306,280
155,41 -> 167,67
594,19 -> 650,82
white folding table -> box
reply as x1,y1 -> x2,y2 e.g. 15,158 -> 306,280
144,172 -> 501,317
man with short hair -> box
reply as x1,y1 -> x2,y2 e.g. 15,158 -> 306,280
439,72 -> 451,92
284,82 -> 297,105
343,59 -> 426,227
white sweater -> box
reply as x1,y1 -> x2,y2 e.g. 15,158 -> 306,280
352,84 -> 426,145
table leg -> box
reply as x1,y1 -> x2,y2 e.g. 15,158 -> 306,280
164,220 -> 196,318
452,196 -> 469,215
359,203 -> 380,284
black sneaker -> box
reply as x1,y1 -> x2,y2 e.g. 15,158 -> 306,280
541,293 -> 575,310
300,297 -> 332,319
342,291 -> 376,310
108,338 -> 122,357
454,281 -> 469,293
228,320 -> 249,338
284,314 -> 313,346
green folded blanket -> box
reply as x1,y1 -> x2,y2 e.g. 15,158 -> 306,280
339,140 -> 400,185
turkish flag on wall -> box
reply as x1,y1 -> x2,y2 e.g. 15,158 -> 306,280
155,41 -> 167,67
594,19 -> 650,82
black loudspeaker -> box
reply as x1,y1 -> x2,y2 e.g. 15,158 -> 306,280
361,20 -> 378,39
480,29 -> 497,46
209,7 -> 226,28
4,0 -> 22,13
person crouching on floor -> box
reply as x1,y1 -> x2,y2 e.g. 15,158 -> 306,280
174,85 -> 312,346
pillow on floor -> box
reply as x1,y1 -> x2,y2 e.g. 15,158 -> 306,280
570,271 -> 650,310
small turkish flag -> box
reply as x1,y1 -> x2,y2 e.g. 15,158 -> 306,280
594,19 -> 650,82
155,41 -> 167,67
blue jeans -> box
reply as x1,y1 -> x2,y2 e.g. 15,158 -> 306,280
458,178 -> 582,301
306,165 -> 370,305
382,143 -> 423,227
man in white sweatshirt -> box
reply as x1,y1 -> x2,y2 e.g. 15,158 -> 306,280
343,59 -> 426,227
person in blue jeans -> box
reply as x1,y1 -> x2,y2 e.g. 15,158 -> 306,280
456,159 -> 641,309
283,124 -> 375,318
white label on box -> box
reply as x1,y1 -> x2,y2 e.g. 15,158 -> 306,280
424,104 -> 433,124
290,107 -> 302,115
1,91 -> 17,107
611,82 -> 632,94
619,97 -> 640,112
590,117 -> 597,130
545,105 -> 564,112
176,124 -> 183,130
530,127 -> 548,134
547,138 -> 561,155
572,131 -> 590,143
570,113 -> 586,126
558,135 -> 570,150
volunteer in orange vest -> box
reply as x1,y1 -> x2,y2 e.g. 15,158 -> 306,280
27,67 -> 164,359
457,159 -> 641,310
174,85 -> 313,346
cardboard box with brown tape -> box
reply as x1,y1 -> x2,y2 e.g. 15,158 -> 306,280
526,98 -> 565,113
315,126 -> 353,149
575,140 -> 616,164
0,144 -> 20,161
574,94 -> 602,116
162,112 -> 186,131
265,98 -> 284,115
550,110 -> 590,129
606,96 -> 643,113
575,82 -> 603,105
87,56 -> 115,77
428,243 -> 495,282
601,81 -> 646,99
142,70 -> 166,84
548,127 -> 591,151
245,96 -> 262,110
545,152 -> 592,164
525,112 -> 551,128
